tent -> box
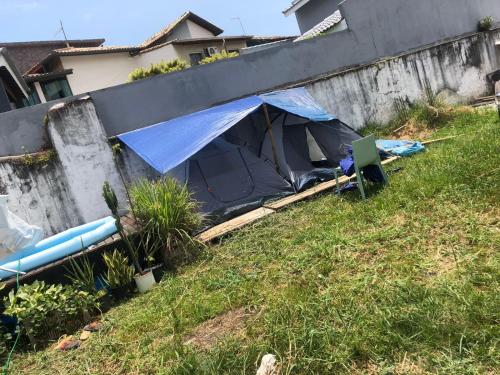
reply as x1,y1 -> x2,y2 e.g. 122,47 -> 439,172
118,87 -> 361,220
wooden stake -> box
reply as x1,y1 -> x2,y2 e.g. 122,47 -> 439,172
262,104 -> 281,174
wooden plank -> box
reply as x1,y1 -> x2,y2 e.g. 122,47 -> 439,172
197,207 -> 275,243
265,156 -> 399,210
421,135 -> 458,145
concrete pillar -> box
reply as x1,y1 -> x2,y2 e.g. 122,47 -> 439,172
33,82 -> 46,103
47,97 -> 127,223
0,79 -> 12,113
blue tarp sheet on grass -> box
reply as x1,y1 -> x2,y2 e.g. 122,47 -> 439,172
118,88 -> 335,174
376,139 -> 425,157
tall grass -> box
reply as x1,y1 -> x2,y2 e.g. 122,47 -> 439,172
130,177 -> 203,266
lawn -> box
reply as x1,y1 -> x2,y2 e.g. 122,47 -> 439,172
10,107 -> 499,374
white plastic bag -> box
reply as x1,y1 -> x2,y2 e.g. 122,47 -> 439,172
0,195 -> 43,260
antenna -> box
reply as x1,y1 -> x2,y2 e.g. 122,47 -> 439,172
231,17 -> 247,35
59,20 -> 70,47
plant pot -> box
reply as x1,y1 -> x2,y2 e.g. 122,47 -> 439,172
148,264 -> 165,282
98,293 -> 113,313
134,271 -> 156,293
111,284 -> 131,301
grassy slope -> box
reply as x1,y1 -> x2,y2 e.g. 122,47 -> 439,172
12,109 -> 499,375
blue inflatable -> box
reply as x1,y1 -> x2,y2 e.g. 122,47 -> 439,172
0,216 -> 118,280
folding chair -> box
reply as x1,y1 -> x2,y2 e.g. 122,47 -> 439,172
351,135 -> 388,199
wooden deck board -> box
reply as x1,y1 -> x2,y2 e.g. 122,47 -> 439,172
196,208 -> 275,243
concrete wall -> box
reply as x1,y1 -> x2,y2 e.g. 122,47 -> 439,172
1,0 -> 499,156
187,20 -> 217,38
0,31 -> 498,234
296,0 -> 342,34
137,44 -> 178,66
62,53 -> 138,95
0,98 -> 130,236
307,30 -> 500,128
0,156 -> 83,236
47,98 -> 127,223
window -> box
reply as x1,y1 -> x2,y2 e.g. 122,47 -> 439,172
189,53 -> 204,66
40,78 -> 72,101
22,84 -> 41,107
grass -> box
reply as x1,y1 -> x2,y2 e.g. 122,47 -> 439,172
9,108 -> 500,374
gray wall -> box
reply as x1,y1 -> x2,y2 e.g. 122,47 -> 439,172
1,0 -> 499,156
307,30 -> 500,128
296,0 -> 341,34
0,30 -> 498,235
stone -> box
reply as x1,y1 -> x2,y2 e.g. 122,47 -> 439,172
80,330 -> 92,341
256,354 -> 278,375
56,336 -> 81,351
83,321 -> 103,332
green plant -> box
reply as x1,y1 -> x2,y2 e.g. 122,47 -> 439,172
102,249 -> 135,288
4,281 -> 99,341
65,253 -> 96,293
199,51 -> 238,65
102,181 -> 143,274
130,177 -> 203,265
128,59 -> 189,81
478,16 -> 494,31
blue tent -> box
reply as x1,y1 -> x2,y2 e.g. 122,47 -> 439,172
118,88 -> 336,175
118,87 -> 360,221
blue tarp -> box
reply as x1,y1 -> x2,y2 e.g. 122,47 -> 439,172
376,139 -> 425,157
118,88 -> 335,174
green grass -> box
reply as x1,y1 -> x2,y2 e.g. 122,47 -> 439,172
10,108 -> 500,374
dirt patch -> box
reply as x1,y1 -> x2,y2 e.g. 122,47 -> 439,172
391,118 -> 433,140
183,307 -> 255,350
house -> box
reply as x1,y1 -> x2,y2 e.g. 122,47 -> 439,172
0,39 -> 103,111
0,48 -> 29,112
283,0 -> 347,40
18,12 -> 293,103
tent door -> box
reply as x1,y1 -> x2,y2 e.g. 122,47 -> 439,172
195,148 -> 255,203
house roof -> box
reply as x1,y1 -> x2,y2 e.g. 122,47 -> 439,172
140,11 -> 224,48
0,39 -> 105,74
54,46 -> 140,56
24,69 -> 74,83
283,0 -> 313,16
25,46 -> 140,74
295,10 -> 343,41
0,48 -> 29,97
0,39 -> 105,48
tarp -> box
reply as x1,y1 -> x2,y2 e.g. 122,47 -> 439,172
118,88 -> 335,174
260,88 -> 336,122
376,139 -> 425,157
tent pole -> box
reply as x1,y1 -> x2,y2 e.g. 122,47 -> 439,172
262,104 -> 281,174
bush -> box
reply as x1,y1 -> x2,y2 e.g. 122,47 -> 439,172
4,281 -> 99,341
102,249 -> 135,288
479,16 -> 494,31
200,51 -> 238,65
128,59 -> 189,82
130,177 -> 203,265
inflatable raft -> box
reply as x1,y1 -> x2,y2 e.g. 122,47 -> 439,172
0,216 -> 118,280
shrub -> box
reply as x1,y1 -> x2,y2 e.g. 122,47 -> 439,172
4,281 -> 99,341
130,177 -> 203,265
128,59 -> 189,81
102,249 -> 135,288
479,16 -> 494,31
65,253 -> 97,293
200,51 -> 238,65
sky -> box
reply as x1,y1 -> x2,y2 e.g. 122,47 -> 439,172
0,0 -> 300,45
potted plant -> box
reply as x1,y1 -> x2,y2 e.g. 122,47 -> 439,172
65,253 -> 112,312
102,250 -> 135,300
102,182 -> 156,293
129,177 -> 204,270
